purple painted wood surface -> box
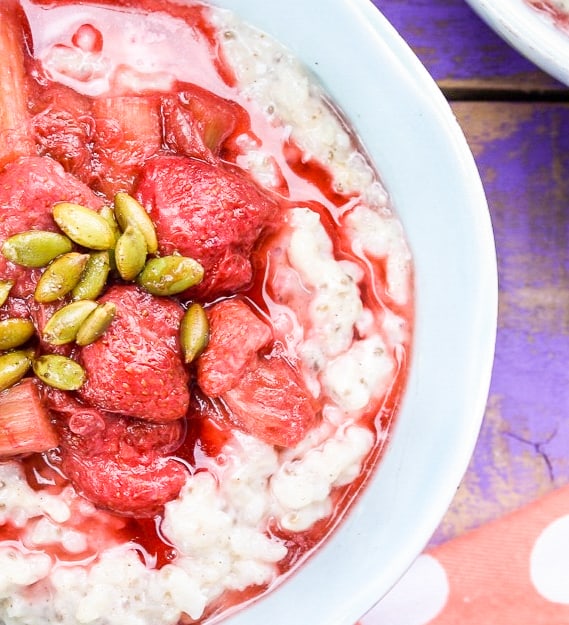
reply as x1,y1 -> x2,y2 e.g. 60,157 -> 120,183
372,0 -> 567,90
365,0 -> 569,547
432,101 -> 569,543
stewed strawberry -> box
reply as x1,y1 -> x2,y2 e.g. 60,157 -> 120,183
78,285 -> 190,423
135,155 -> 281,299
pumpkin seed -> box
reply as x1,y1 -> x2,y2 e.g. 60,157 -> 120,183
99,205 -> 120,271
0,318 -> 35,350
33,354 -> 86,390
115,225 -> 147,281
0,349 -> 33,392
99,205 -> 121,244
137,255 -> 204,296
180,303 -> 209,363
53,202 -> 116,250
72,251 -> 110,301
43,300 -> 98,345
1,231 -> 73,267
76,302 -> 116,346
113,192 -> 158,254
0,280 -> 14,307
34,252 -> 90,303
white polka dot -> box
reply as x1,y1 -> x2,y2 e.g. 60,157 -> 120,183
530,514 -> 569,604
361,554 -> 449,625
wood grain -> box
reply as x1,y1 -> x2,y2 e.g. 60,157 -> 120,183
372,0 -> 569,95
431,100 -> 569,543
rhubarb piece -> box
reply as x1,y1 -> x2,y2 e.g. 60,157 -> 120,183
91,96 -> 162,197
0,0 -> 34,168
0,379 -> 59,457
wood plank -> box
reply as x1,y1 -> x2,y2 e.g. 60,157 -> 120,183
372,0 -> 569,94
430,100 -> 569,544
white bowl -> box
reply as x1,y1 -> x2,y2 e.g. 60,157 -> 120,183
465,0 -> 569,85
212,1 -> 497,624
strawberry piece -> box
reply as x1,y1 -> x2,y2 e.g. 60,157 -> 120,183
0,379 -> 59,457
196,299 -> 317,447
91,96 -> 162,197
135,155 -> 281,299
59,451 -> 187,517
197,298 -> 272,397
78,285 -> 190,423
0,156 -> 105,298
224,356 -> 318,448
49,393 -> 187,516
0,1 -> 34,168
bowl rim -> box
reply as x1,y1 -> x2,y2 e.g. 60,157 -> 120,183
0,1 -> 496,624
465,0 -> 569,86
208,0 -> 497,624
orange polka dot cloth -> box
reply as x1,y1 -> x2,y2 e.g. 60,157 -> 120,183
358,485 -> 569,625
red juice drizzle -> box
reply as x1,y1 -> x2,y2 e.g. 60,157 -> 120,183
0,524 -> 22,543
282,140 -> 357,208
125,516 -> 178,568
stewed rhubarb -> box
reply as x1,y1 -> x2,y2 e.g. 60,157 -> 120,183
0,379 -> 58,456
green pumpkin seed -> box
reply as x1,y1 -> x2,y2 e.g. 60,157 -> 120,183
115,225 -> 147,281
34,252 -> 90,303
43,300 -> 99,345
72,251 -> 110,301
0,349 -> 33,392
0,280 -> 14,307
180,303 -> 209,363
2,231 -> 73,267
32,354 -> 86,390
99,205 -> 120,271
0,318 -> 35,350
53,202 -> 116,250
76,302 -> 116,346
99,205 -> 121,244
137,255 -> 204,296
113,192 -> 158,254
